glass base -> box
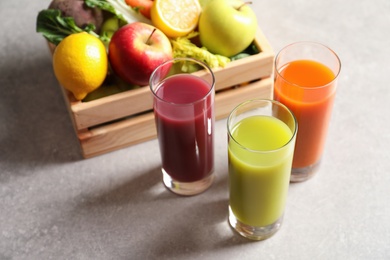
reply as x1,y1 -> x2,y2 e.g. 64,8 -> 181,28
162,169 -> 214,196
291,159 -> 321,182
228,206 -> 283,241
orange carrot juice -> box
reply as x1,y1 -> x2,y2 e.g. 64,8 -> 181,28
274,59 -> 337,169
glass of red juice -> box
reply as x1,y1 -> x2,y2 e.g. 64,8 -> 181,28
274,42 -> 341,182
150,58 -> 215,196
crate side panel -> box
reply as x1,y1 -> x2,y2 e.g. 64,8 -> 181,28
215,77 -> 273,120
213,53 -> 273,91
71,86 -> 152,130
69,29 -> 274,130
255,27 -> 274,54
79,113 -> 156,158
78,77 -> 273,158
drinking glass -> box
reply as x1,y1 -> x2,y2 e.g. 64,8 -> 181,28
227,99 -> 297,240
150,58 -> 215,196
274,42 -> 341,182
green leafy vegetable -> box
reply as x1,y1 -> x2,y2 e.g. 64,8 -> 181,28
85,0 -> 126,22
36,0 -> 151,46
230,43 -> 260,61
170,32 -> 230,68
85,0 -> 151,24
230,53 -> 251,61
36,9 -> 103,45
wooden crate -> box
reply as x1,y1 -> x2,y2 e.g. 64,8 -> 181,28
59,28 -> 274,158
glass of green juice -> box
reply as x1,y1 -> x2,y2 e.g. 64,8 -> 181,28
227,99 -> 297,240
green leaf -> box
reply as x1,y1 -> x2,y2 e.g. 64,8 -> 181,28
85,0 -> 127,22
84,0 -> 151,24
36,9 -> 98,45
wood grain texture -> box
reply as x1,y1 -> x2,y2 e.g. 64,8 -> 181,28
79,77 -> 272,158
56,28 -> 274,158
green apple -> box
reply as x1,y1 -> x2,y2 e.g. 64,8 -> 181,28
100,16 -> 128,40
198,0 -> 213,8
100,17 -> 121,39
198,0 -> 257,57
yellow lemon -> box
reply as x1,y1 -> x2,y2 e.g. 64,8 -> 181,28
151,0 -> 201,38
52,32 -> 108,100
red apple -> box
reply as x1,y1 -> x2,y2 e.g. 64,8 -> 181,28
125,0 -> 153,19
108,22 -> 173,86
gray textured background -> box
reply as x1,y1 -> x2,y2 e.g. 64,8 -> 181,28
1,0 -> 389,259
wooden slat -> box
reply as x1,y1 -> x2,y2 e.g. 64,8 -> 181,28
215,77 -> 273,119
78,77 -> 273,158
79,112 -> 156,158
53,25 -> 275,157
68,27 -> 274,130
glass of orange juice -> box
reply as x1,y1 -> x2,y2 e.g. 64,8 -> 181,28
274,42 -> 341,182
227,99 -> 297,240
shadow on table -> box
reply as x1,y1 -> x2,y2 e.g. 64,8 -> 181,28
0,48 -> 83,170
60,166 -> 255,257
74,166 -> 164,207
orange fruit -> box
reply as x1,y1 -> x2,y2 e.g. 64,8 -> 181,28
52,32 -> 108,100
150,0 -> 201,38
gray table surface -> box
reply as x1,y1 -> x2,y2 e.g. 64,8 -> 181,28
1,0 -> 389,259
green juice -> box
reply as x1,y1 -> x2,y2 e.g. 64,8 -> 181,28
228,115 -> 294,227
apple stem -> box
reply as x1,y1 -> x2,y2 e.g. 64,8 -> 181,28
146,28 -> 156,45
237,1 -> 252,10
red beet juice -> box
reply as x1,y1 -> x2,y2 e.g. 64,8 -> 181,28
153,74 -> 214,183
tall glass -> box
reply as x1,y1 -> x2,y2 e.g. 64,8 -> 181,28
227,99 -> 297,240
274,42 -> 341,182
150,58 -> 215,196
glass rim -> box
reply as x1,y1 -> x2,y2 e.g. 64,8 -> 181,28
149,57 -> 215,107
275,41 -> 341,90
227,99 -> 298,154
